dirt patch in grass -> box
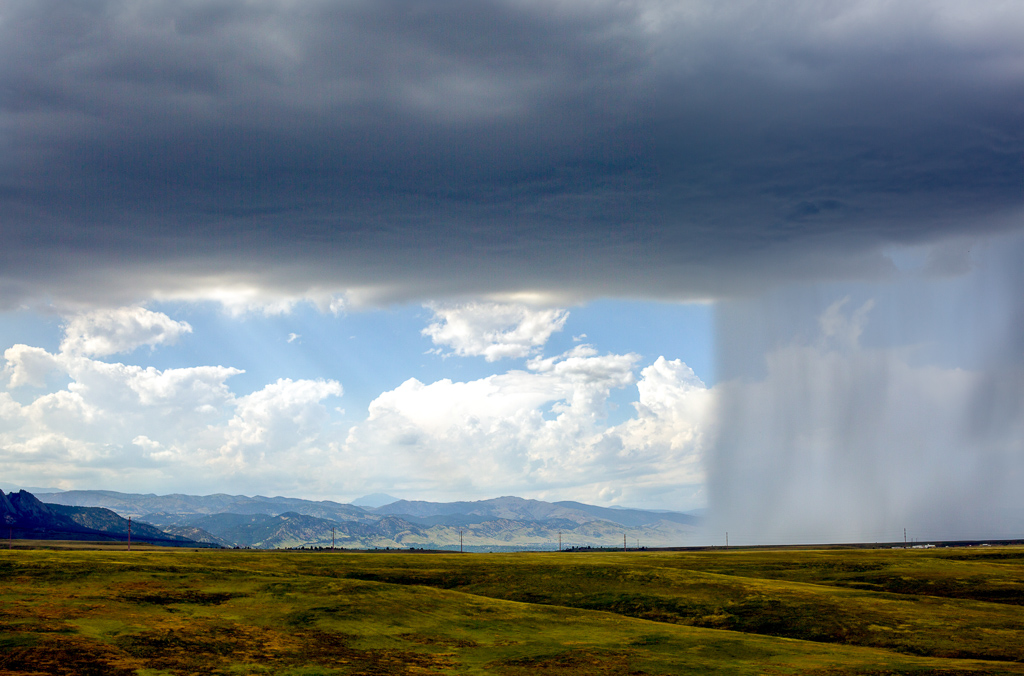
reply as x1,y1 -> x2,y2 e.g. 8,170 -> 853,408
284,603 -> 363,627
398,632 -> 480,648
0,603 -> 78,634
118,589 -> 242,606
496,648 -> 647,675
298,629 -> 457,673
116,621 -> 300,672
0,635 -> 141,675
0,620 -> 74,634
114,579 -> 245,606
114,623 -> 454,674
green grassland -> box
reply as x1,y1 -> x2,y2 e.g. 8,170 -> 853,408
2,545 -> 1024,674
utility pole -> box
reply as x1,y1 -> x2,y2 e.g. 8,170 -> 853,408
624,534 -> 627,552
904,528 -> 907,546
460,529 -> 463,554
128,517 -> 131,552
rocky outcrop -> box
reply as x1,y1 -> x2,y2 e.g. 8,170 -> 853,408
0,489 -> 201,545
1,489 -> 81,531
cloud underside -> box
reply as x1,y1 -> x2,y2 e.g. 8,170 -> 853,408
2,0 -> 1022,307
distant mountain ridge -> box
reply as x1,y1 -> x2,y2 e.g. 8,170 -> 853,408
351,493 -> 400,508
33,489 -> 702,551
0,489 -> 200,545
34,490 -> 368,522
551,501 -> 699,528
373,497 -> 700,527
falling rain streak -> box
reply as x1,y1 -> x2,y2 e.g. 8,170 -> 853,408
707,232 -> 1024,545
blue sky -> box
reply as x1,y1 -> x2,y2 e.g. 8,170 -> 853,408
0,298 -> 715,425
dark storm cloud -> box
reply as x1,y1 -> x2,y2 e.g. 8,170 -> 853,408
1,0 -> 1021,306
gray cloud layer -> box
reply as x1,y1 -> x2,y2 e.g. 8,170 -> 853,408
2,0 -> 1022,306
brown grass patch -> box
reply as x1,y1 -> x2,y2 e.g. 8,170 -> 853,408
496,648 -> 647,675
0,635 -> 141,676
398,632 -> 480,648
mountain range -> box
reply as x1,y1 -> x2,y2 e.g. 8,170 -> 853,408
32,490 -> 702,551
0,489 -> 200,546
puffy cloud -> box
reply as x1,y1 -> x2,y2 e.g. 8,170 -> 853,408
4,345 -> 62,388
9,353 -> 243,451
0,340 -> 342,494
422,302 -> 569,361
1,302 -> 712,508
57,359 -> 244,428
222,378 -> 343,461
612,357 -> 710,469
343,346 -> 710,506
60,307 -> 192,356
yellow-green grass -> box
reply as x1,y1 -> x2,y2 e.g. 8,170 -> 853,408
641,548 -> 1024,605
2,539 -> 209,552
336,549 -> 1024,662
1,547 -> 1023,675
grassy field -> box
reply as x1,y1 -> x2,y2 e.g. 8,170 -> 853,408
2,544 -> 1024,674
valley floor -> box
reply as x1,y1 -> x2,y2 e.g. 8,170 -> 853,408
2,545 -> 1024,674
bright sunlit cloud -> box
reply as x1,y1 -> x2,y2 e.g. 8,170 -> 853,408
422,302 -> 570,361
60,307 -> 192,357
0,301 -> 713,510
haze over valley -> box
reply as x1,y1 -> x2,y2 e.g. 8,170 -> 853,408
4,488 -> 700,551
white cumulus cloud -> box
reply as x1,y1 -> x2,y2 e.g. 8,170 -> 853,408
1,304 -> 712,509
611,357 -> 711,475
422,302 -> 569,361
343,346 -> 711,506
4,345 -> 62,388
224,378 -> 344,454
60,306 -> 193,356
0,340 -> 343,494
